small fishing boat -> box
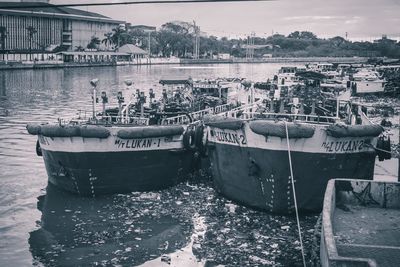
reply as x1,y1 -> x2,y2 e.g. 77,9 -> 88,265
27,78 -> 234,196
320,179 -> 400,267
204,75 -> 390,213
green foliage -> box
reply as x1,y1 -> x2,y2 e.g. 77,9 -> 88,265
75,45 -> 85,52
102,22 -> 400,59
87,36 -> 100,49
102,32 -> 114,50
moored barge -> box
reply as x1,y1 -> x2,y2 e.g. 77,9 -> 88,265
27,78 -> 235,196
205,75 -> 390,213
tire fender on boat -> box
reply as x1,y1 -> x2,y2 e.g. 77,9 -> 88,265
376,136 -> 391,161
40,124 -> 81,137
80,125 -> 110,138
326,124 -> 383,138
26,123 -> 41,135
36,139 -> 42,157
117,125 -> 185,139
204,118 -> 244,130
383,136 -> 392,160
183,128 -> 196,151
249,120 -> 315,138
194,124 -> 208,156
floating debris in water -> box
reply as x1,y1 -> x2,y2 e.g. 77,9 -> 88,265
30,181 -> 319,266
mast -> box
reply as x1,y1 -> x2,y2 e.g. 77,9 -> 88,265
90,79 -> 99,119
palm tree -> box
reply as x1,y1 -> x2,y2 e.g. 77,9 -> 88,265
75,45 -> 85,52
102,32 -> 113,50
111,26 -> 126,48
87,36 -> 100,50
26,26 -> 37,61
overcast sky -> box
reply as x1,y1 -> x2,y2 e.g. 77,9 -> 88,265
50,0 -> 400,40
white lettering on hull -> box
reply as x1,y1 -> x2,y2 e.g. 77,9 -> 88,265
321,139 -> 370,153
207,125 -> 375,154
38,135 -> 182,152
114,138 -> 161,149
213,130 -> 247,146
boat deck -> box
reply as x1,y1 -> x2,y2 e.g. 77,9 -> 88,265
334,205 -> 400,267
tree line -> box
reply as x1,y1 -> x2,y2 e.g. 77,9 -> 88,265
82,21 -> 400,59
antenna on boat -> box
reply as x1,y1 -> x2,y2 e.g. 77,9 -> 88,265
101,91 -> 108,117
117,91 -> 125,120
90,78 -> 99,120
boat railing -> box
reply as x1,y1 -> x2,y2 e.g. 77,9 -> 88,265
239,112 -> 340,123
216,100 -> 341,123
219,100 -> 263,118
213,103 -> 233,114
101,115 -> 149,126
160,103 -> 236,125
191,107 -> 214,121
161,114 -> 191,125
59,113 -> 150,126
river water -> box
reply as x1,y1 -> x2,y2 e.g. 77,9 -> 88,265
0,63 -> 397,267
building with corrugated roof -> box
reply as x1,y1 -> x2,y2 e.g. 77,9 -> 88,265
0,1 -> 124,60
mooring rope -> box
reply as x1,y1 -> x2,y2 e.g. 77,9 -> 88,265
284,121 -> 307,267
365,143 -> 400,158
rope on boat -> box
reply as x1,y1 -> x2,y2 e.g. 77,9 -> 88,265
374,146 -> 399,158
284,121 -> 307,267
365,143 -> 400,158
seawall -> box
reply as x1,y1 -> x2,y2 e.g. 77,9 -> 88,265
0,57 -> 370,70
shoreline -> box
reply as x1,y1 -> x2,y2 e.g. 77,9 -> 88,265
0,56 -> 369,70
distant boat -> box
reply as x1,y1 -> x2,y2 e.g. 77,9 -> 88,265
320,179 -> 400,267
350,68 -> 386,95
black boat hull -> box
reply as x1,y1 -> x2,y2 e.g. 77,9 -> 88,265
42,148 -> 194,196
209,142 -> 375,213
206,121 -> 379,213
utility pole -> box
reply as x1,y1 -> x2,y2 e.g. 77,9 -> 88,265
148,31 -> 151,57
193,20 -> 200,59
246,32 -> 255,61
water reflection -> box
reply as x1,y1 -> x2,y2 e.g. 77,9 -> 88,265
0,72 -> 6,99
29,184 -> 190,266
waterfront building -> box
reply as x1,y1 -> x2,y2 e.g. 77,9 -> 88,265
58,51 -> 130,64
0,1 -> 124,61
57,45 -> 147,65
117,44 -> 147,60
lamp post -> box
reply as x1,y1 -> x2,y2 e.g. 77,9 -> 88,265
26,26 -> 37,61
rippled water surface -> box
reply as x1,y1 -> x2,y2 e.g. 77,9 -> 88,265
0,63 -> 397,267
